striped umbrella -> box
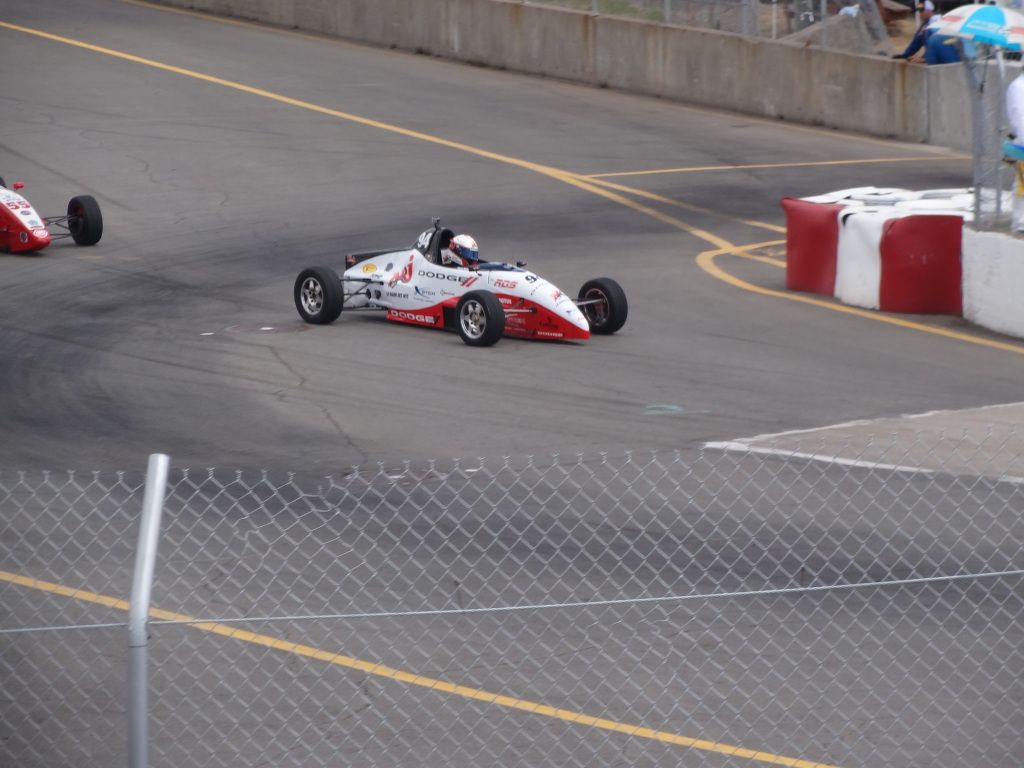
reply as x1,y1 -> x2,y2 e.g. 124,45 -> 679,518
935,3 -> 1024,51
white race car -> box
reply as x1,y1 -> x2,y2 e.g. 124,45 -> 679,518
293,220 -> 627,346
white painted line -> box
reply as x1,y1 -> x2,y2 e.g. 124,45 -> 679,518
719,401 -> 1024,448
260,326 -> 274,331
703,441 -> 937,474
902,400 -> 1024,420
200,332 -> 214,336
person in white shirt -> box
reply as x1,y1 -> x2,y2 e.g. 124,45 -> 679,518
1005,71 -> 1024,231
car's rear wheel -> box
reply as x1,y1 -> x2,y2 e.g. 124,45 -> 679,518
68,195 -> 103,246
578,277 -> 627,335
456,290 -> 505,346
295,267 -> 344,325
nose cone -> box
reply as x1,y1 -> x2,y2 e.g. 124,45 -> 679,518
566,304 -> 589,332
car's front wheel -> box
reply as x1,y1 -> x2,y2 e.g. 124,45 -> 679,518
68,195 -> 103,246
456,290 -> 505,346
578,277 -> 627,335
294,267 -> 344,325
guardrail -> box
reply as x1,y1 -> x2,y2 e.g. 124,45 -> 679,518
2,439 -> 1022,767
534,0 -> 891,50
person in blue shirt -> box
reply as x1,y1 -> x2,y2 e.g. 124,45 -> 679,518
893,10 -> 962,64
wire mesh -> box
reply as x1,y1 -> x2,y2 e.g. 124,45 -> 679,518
964,52 -> 1021,230
523,0 -> 891,51
1,435 -> 1022,768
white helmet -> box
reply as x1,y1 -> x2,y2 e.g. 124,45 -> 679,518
442,233 -> 480,268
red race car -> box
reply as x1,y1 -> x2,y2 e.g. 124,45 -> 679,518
0,176 -> 103,253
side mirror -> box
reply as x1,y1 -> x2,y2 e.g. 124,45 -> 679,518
13,182 -> 25,191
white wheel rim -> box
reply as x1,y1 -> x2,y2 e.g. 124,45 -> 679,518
301,278 -> 324,315
460,299 -> 486,338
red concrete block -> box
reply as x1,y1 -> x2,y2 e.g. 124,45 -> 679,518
782,198 -> 845,295
879,215 -> 963,314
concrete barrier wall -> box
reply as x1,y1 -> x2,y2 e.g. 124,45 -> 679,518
963,228 -> 1024,338
153,0 -> 970,149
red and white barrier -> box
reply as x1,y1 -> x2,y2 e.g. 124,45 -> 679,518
781,197 -> 843,294
878,214 -> 962,315
835,208 -> 887,310
783,187 -> 970,314
962,228 -> 1024,338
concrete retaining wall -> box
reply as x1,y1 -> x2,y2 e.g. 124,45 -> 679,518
963,228 -> 1024,338
153,0 -> 972,149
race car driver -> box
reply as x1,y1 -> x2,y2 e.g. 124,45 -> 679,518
441,233 -> 480,269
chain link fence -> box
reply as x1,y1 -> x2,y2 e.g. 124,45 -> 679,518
525,0 -> 891,52
2,434 -> 1023,768
963,51 -> 1022,231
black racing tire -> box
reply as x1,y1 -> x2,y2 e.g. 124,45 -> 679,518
578,277 -> 628,335
68,195 -> 103,246
455,290 -> 505,347
294,267 -> 344,325
0,176 -> 6,189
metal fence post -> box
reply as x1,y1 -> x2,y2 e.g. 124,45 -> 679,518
127,454 -> 170,768
821,0 -> 828,48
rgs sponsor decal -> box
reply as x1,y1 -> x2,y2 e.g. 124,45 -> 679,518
389,310 -> 438,324
493,278 -> 517,290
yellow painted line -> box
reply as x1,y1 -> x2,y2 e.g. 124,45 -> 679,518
699,244 -> 1024,356
726,240 -> 787,267
43,4 -> 936,244
0,569 -> 838,768
585,175 -> 787,233
0,18 -> 1015,358
122,0 -> 964,154
0,17 -> 1002,762
1,18 -> 1015,354
585,156 -> 970,179
0,20 -> 733,252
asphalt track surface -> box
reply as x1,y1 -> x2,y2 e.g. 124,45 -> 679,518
2,0 -> 1020,474
2,3 -> 1023,768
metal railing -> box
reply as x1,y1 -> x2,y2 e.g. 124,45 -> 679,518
1,434 -> 1022,767
526,0 -> 891,51
963,50 -> 1021,230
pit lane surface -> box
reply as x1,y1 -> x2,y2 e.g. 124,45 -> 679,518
1,3 -> 1022,768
